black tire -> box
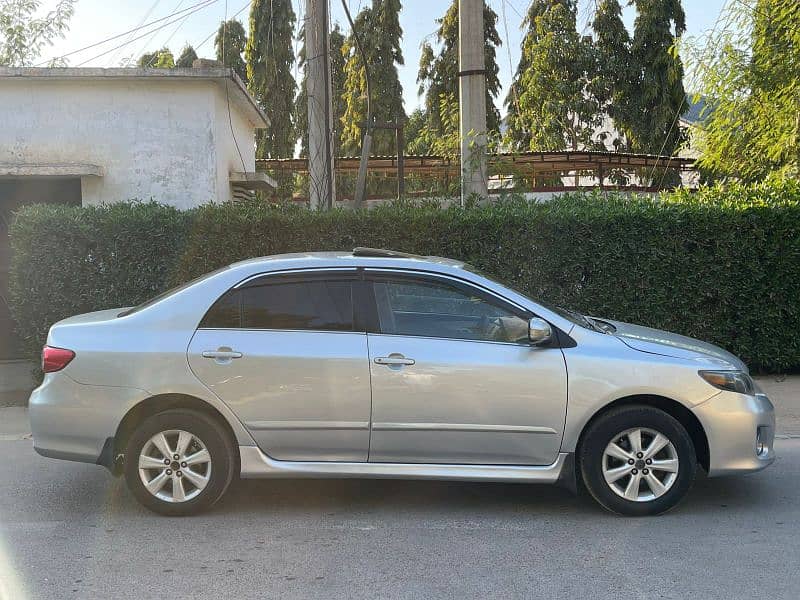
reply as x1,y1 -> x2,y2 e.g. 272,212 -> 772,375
578,405 -> 697,516
124,409 -> 236,516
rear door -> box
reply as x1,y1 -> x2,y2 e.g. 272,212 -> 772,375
365,271 -> 568,466
188,270 -> 372,462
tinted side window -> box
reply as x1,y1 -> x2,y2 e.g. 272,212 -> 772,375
374,279 -> 529,343
242,280 -> 353,331
199,289 -> 241,328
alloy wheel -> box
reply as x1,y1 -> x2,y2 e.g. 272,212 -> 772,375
137,429 -> 212,503
602,427 -> 679,502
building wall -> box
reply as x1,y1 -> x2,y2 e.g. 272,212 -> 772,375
0,77 -> 256,208
212,82 -> 257,204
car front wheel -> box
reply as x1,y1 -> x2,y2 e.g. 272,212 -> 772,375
123,409 -> 236,516
579,405 -> 697,516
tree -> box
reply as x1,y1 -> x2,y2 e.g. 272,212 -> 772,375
415,0 -> 502,156
215,19 -> 247,82
685,0 -> 799,181
137,48 -> 173,68
404,108 -> 429,154
295,24 -> 346,158
0,0 -> 75,66
245,0 -> 297,165
591,0 -> 632,150
625,0 -> 687,155
340,0 -> 406,156
505,0 -> 602,152
504,0 -> 556,149
175,45 -> 197,68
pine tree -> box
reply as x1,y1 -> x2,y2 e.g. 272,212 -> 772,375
627,0 -> 687,155
245,0 -> 297,162
340,0 -> 406,156
415,0 -> 502,155
591,0 -> 632,150
295,24 -> 346,158
505,0 -> 601,151
215,19 -> 248,82
175,45 -> 197,68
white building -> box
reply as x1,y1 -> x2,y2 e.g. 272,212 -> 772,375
0,65 -> 271,364
0,65 -> 271,209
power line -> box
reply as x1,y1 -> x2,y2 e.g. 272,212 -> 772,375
152,1 -> 197,64
501,0 -> 523,21
647,0 -> 732,186
194,1 -> 251,52
499,0 -> 520,116
222,0 -> 249,174
138,1 -> 190,68
75,0 -> 221,67
35,0 -> 218,67
105,0 -> 163,66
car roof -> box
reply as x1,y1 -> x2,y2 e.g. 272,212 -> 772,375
228,249 -> 467,271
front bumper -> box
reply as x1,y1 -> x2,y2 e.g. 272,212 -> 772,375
693,390 -> 776,477
29,372 -> 147,464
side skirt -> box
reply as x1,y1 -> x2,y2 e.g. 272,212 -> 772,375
239,446 -> 569,483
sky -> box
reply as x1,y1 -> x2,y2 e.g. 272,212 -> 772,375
39,0 -> 728,114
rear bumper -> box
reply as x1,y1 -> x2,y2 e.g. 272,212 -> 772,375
693,390 -> 776,477
29,372 -> 147,464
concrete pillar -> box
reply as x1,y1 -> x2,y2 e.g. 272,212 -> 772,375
458,0 -> 488,204
306,0 -> 336,209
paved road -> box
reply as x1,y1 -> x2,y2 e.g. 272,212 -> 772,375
1,376 -> 799,600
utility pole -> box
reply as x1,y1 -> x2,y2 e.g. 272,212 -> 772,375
458,0 -> 488,204
306,0 -> 336,209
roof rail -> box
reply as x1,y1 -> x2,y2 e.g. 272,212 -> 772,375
351,247 -> 423,259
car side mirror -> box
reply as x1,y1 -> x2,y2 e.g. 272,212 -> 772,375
528,317 -> 553,346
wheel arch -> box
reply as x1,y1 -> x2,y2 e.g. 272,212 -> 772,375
106,394 -> 241,476
576,394 -> 710,472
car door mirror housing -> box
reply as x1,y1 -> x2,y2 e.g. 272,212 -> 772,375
528,317 -> 553,346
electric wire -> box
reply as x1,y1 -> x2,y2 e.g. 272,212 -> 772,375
222,0 -> 249,174
647,0 -> 732,187
138,0 -> 191,68
133,0 -> 189,68
194,1 -> 250,52
74,1 -> 221,67
35,0 -> 219,66
105,0 -> 163,66
340,0 -> 371,206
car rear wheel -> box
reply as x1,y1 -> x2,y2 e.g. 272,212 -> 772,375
124,409 -> 235,516
579,405 -> 697,516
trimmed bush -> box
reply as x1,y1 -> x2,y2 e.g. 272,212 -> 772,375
9,180 -> 800,372
9,202 -> 193,362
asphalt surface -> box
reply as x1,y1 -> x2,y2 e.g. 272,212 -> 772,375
1,378 -> 799,599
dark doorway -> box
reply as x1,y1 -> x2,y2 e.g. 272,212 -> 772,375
0,178 -> 82,359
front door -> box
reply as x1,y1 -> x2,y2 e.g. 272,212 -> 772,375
365,273 -> 568,466
188,271 -> 372,462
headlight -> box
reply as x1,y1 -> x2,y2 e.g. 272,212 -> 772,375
698,370 -> 755,394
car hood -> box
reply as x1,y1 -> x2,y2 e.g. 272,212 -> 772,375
595,318 -> 747,372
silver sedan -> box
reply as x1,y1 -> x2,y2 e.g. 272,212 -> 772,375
29,248 -> 775,516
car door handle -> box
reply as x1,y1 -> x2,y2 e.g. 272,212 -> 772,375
202,350 -> 243,359
374,355 -> 415,366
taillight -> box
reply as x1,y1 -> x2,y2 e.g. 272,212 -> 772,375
42,346 -> 75,373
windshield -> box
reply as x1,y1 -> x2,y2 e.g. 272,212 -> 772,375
118,265 -> 231,317
463,264 -> 603,331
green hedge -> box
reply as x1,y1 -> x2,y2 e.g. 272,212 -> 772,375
9,202 -> 192,362
9,180 -> 800,372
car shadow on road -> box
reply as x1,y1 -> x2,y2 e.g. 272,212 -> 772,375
206,468 -> 778,518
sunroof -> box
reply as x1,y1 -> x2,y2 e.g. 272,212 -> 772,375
351,247 -> 423,259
